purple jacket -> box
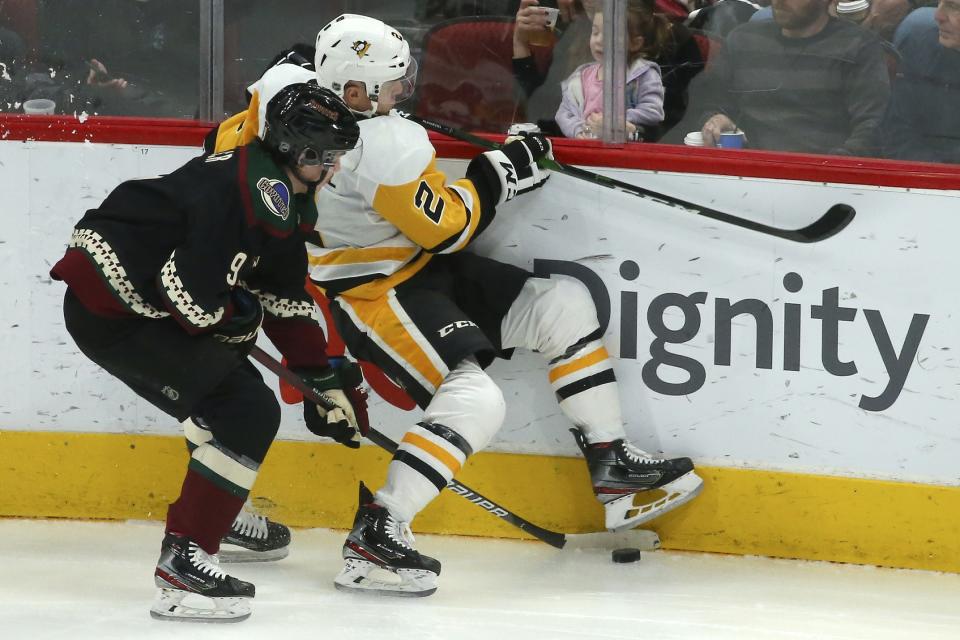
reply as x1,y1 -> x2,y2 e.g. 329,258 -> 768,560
556,58 -> 665,138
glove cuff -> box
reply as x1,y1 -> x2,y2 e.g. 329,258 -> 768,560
294,366 -> 340,394
295,360 -> 364,395
479,149 -> 517,205
501,138 -> 534,169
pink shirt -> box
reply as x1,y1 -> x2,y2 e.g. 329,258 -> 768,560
580,63 -> 604,121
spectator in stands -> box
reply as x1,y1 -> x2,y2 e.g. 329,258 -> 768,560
513,0 -> 704,139
686,0 -> 762,38
556,2 -> 666,138
513,0 -> 599,134
698,0 -> 890,155
862,0 -> 930,41
751,0 -> 936,40
881,4 -> 960,163
35,0 -> 200,117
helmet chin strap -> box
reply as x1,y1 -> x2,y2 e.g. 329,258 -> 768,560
355,94 -> 379,118
291,163 -> 331,191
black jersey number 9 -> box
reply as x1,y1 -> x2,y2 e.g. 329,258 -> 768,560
414,181 -> 445,224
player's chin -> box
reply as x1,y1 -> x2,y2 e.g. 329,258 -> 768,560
303,165 -> 333,186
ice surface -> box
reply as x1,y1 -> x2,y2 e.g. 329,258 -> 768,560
1,519 -> 958,639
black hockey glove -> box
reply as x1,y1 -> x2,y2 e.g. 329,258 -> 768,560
298,359 -> 369,449
477,132 -> 553,205
212,288 -> 263,357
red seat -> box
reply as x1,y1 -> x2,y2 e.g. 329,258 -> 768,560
414,16 -> 549,133
655,0 -> 691,22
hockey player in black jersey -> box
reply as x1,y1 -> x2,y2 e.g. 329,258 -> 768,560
50,83 -> 362,622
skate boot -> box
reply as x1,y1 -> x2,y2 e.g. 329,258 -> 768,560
151,532 -> 255,623
334,482 -> 441,597
219,500 -> 291,563
573,428 -> 703,531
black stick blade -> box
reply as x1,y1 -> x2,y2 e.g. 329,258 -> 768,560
789,204 -> 856,243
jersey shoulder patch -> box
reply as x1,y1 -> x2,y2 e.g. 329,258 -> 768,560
241,144 -> 303,234
356,115 -> 434,187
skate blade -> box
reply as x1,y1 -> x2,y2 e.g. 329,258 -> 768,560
150,588 -> 252,623
604,471 -> 704,531
219,544 -> 289,563
334,558 -> 437,597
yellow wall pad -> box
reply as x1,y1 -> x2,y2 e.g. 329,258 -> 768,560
1,430 -> 958,573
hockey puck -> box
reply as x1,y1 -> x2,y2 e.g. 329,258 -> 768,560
611,547 -> 642,563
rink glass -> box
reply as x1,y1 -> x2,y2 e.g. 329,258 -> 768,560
1,0 -> 956,168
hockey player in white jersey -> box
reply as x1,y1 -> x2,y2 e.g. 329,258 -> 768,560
303,14 -> 703,597
213,14 -> 703,597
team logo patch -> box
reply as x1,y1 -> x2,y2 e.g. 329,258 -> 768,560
351,40 -> 371,58
257,177 -> 290,220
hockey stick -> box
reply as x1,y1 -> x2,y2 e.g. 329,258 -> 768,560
249,345 -> 659,552
399,111 -> 856,244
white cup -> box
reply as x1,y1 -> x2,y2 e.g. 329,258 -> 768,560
543,6 -> 560,29
23,98 -> 56,115
836,0 -> 870,21
684,131 -> 705,147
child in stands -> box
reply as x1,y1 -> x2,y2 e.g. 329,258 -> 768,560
556,1 -> 668,139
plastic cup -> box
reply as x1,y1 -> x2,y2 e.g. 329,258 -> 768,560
22,98 -> 56,115
719,131 -> 746,149
507,122 -> 542,136
837,0 -> 870,22
684,131 -> 705,147
528,7 -> 560,46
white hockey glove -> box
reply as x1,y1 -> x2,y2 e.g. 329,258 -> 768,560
479,132 -> 553,205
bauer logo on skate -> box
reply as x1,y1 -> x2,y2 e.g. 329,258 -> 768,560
256,178 -> 290,220
534,260 -> 930,413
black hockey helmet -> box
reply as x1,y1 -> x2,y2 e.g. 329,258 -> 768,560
262,82 -> 360,169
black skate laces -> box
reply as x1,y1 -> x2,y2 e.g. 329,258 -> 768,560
188,543 -> 227,579
233,502 -> 269,540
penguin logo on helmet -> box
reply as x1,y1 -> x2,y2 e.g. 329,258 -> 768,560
351,40 -> 371,59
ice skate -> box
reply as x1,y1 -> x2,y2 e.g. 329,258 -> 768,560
219,500 -> 291,563
150,533 -> 255,623
334,482 -> 440,597
573,428 -> 703,531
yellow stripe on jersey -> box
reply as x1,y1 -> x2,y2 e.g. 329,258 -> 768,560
213,93 -> 261,154
548,347 -> 611,383
372,157 -> 483,254
338,293 -> 447,392
309,245 -> 420,267
402,432 -> 463,475
308,253 -> 433,300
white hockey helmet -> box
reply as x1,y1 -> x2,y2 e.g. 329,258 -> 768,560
314,14 -> 417,116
